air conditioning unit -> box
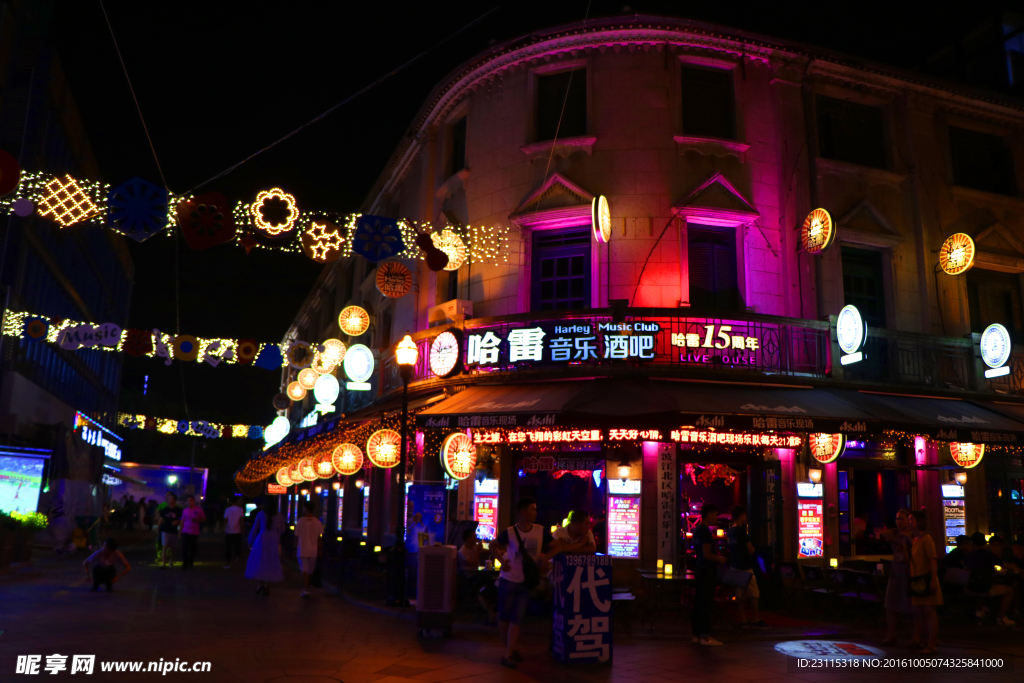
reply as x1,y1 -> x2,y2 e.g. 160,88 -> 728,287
416,545 -> 457,635
428,299 -> 473,327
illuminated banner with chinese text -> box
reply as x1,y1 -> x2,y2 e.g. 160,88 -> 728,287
797,500 -> 824,558
474,495 -> 497,541
552,554 -> 613,664
671,429 -> 802,448
607,496 -> 640,559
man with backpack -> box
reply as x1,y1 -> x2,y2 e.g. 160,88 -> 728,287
491,496 -> 552,669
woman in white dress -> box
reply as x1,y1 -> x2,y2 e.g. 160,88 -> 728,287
246,499 -> 284,595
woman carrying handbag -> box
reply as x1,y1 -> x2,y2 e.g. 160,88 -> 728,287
908,509 -> 942,653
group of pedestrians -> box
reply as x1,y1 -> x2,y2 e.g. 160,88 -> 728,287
881,509 -> 943,653
246,500 -> 323,597
108,495 -> 157,530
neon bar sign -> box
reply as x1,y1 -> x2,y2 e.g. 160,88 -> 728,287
473,429 -> 602,444
670,429 -> 802,447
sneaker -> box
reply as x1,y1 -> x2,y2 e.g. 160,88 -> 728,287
748,620 -> 770,629
700,637 -> 724,646
995,616 -> 1016,627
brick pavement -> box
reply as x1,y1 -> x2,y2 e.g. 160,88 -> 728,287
0,533 -> 1020,683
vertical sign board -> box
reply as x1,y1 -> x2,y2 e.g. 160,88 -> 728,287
942,485 -> 966,553
797,500 -> 824,558
656,443 -> 677,563
474,495 -> 498,540
552,554 -> 612,664
406,483 -> 446,552
336,489 -> 344,533
362,487 -> 370,538
607,496 -> 640,558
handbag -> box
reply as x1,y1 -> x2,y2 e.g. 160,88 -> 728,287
513,525 -> 541,590
907,536 -> 935,597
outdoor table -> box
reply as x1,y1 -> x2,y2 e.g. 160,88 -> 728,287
635,569 -> 696,628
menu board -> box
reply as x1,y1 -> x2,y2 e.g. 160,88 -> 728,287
607,495 -> 640,558
362,486 -> 370,538
943,498 -> 966,553
475,494 -> 498,540
797,500 -> 824,558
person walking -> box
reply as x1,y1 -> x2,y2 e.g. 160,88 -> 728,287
180,495 -> 205,570
909,509 -> 942,653
490,496 -> 551,669
692,503 -> 727,646
158,493 -> 182,569
83,538 -> 131,592
880,509 -> 913,645
154,492 -> 173,561
137,498 -> 148,531
223,498 -> 246,569
246,499 -> 285,595
295,501 -> 324,597
727,506 -> 768,629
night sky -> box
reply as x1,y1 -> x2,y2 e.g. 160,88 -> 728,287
47,0 -> 1013,484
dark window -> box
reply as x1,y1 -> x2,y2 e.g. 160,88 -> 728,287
531,228 -> 590,311
449,116 -> 467,176
379,311 -> 392,350
949,126 -> 1016,196
446,268 -> 459,302
688,226 -> 740,310
817,96 -> 887,169
680,66 -> 735,140
536,70 -> 586,141
967,268 -> 1023,341
841,247 -> 887,328
838,470 -> 850,557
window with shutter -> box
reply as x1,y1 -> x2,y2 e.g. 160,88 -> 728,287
680,66 -> 735,140
536,71 -> 587,141
688,226 -> 740,310
841,247 -> 887,328
967,269 -> 1023,339
816,96 -> 887,170
531,228 -> 591,311
949,126 -> 1016,196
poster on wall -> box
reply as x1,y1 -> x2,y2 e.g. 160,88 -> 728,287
474,494 -> 498,541
406,483 -> 446,552
0,455 -> 45,515
797,500 -> 824,558
607,495 -> 640,558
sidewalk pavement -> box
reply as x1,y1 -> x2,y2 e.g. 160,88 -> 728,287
0,532 -> 1020,683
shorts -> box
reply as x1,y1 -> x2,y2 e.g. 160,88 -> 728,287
298,557 -> 316,574
497,577 -> 530,625
734,569 -> 759,599
161,532 -> 177,546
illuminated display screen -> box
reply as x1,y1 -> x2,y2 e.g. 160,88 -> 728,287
943,498 -> 965,553
362,487 -> 370,538
474,495 -> 498,540
0,455 -> 44,515
797,500 -> 824,558
607,495 -> 640,558
797,482 -> 823,498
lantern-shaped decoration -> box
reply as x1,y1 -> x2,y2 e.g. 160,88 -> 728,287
271,393 -> 291,411
288,462 -> 304,483
366,429 -> 402,468
298,458 -> 317,482
301,220 -> 345,263
332,443 -> 364,476
275,466 -> 293,487
938,233 -> 975,276
286,381 -> 307,401
338,305 -> 370,337
950,442 -> 985,469
809,433 -> 846,464
314,453 -> 335,479
313,373 -> 340,407
800,208 -> 835,254
297,367 -> 319,390
250,188 -> 299,237
440,432 -> 477,480
431,229 -> 467,271
287,341 -> 313,369
591,195 -> 611,244
311,347 -> 337,374
321,338 -> 347,365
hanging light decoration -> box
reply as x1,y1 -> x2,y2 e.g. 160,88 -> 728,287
298,458 -> 317,481
366,429 -> 402,468
431,229 -> 467,271
338,305 -> 370,337
297,367 -> 319,390
332,443 -> 364,476
275,466 -> 293,487
314,453 -> 335,479
286,381 -> 306,401
321,338 -> 347,365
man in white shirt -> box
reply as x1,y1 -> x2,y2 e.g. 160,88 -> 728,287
223,498 -> 246,569
295,500 -> 324,597
549,510 -> 597,556
490,496 -> 552,669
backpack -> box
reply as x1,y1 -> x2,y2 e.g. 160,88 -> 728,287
513,525 -> 541,590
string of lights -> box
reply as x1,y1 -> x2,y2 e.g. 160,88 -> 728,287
117,412 -> 262,439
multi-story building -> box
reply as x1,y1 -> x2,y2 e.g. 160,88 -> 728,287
0,0 -> 132,524
244,14 -> 1024,574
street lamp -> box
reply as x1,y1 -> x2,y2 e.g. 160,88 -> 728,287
389,333 -> 418,606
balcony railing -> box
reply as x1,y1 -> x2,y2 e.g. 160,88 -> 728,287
839,327 -> 974,391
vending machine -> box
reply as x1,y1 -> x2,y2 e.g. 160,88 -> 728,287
941,483 -> 966,553
796,482 -> 824,559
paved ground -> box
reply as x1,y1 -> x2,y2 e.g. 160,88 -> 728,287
1,533 -> 1022,683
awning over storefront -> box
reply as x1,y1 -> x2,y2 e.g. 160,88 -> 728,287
415,379 -> 1024,442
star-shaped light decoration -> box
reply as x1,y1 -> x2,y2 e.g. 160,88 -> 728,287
301,220 -> 345,263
